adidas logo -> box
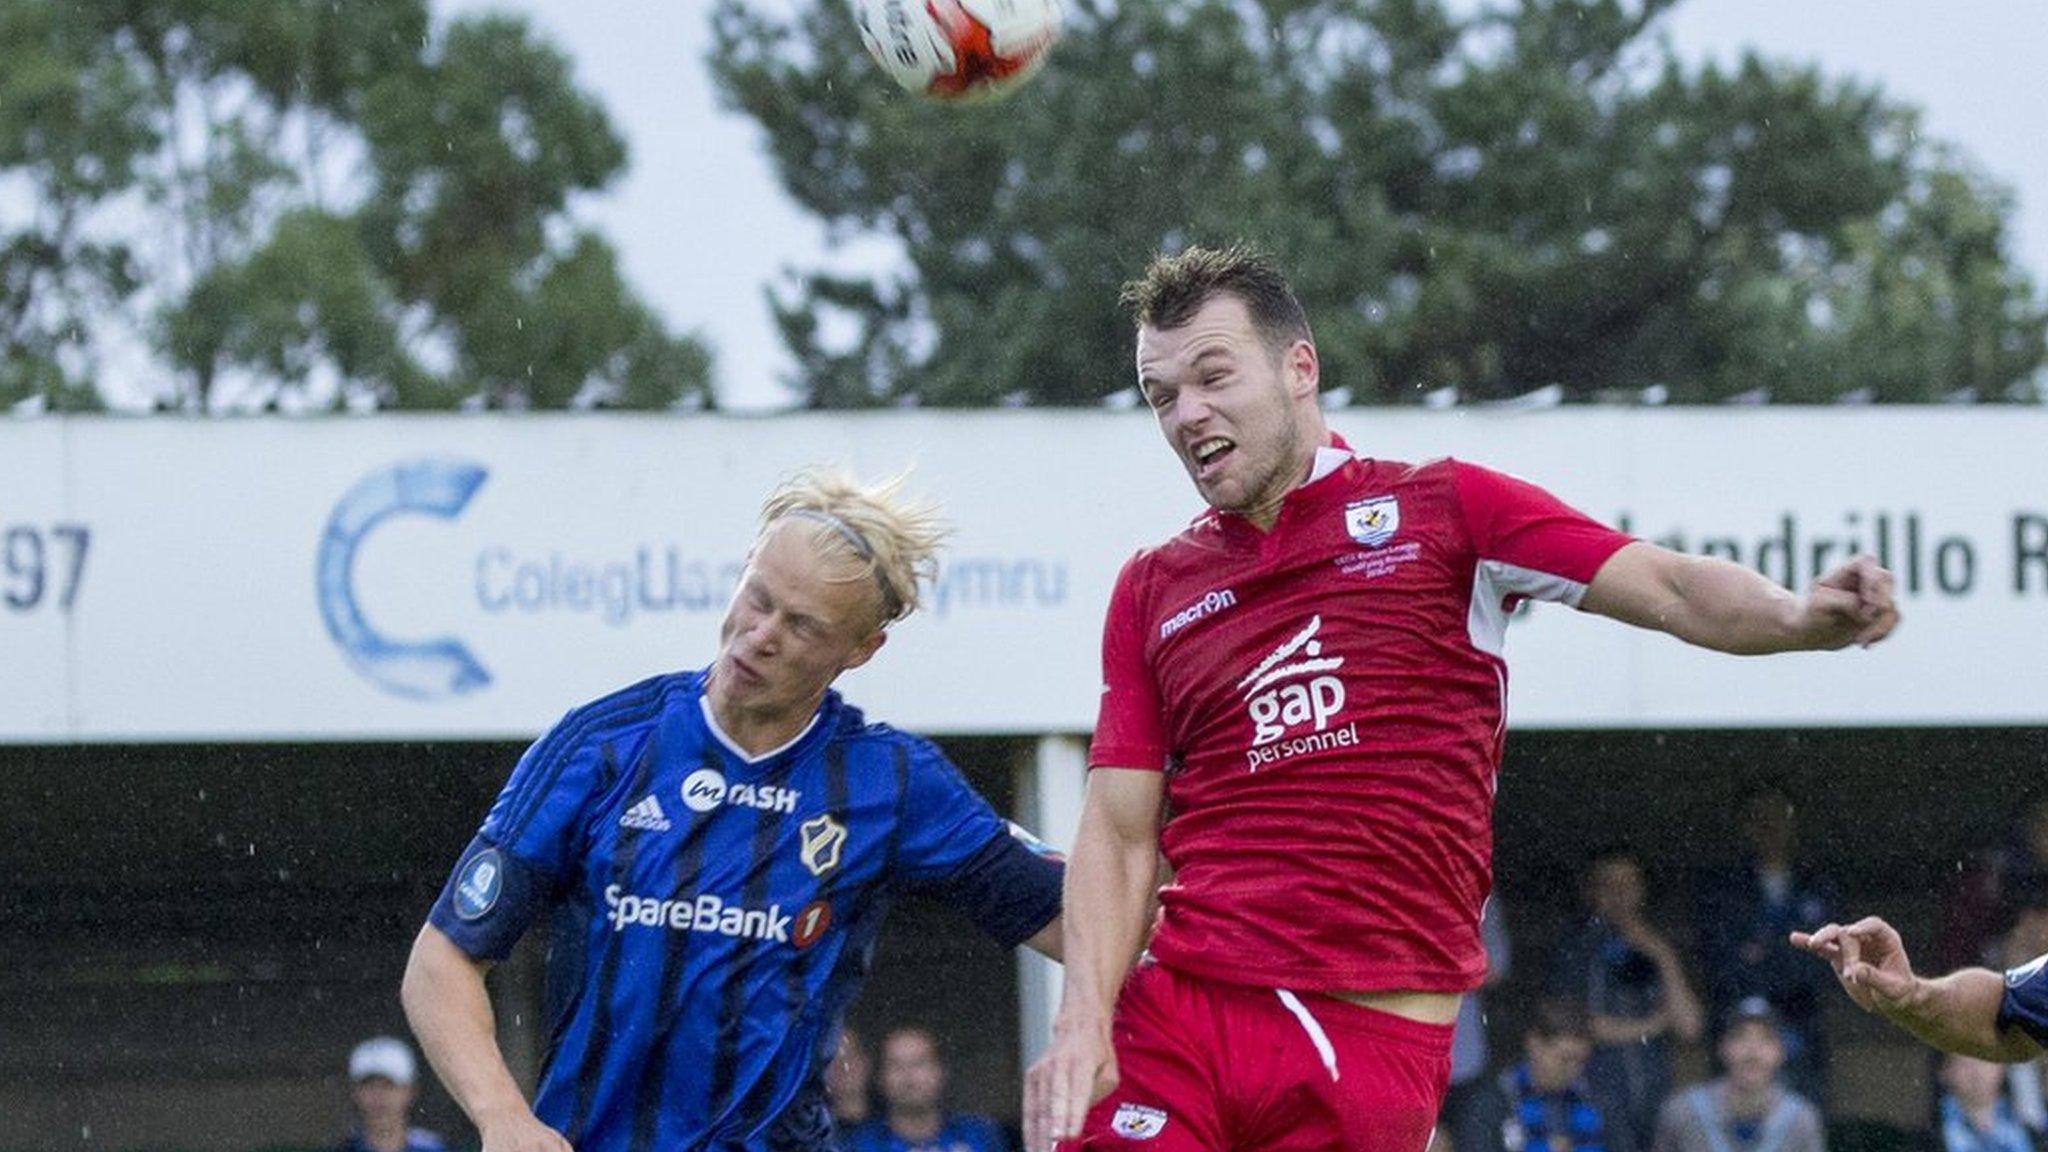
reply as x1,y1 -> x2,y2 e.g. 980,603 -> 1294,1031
620,795 -> 672,832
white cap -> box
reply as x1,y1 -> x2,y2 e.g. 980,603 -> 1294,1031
348,1036 -> 417,1086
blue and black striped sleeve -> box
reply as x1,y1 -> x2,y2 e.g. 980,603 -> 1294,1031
894,740 -> 1063,948
1997,953 -> 2048,1047
426,710 -> 611,960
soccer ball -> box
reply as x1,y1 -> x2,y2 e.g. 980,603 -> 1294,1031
853,0 -> 1063,102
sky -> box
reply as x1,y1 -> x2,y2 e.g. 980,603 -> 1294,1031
444,0 -> 2048,411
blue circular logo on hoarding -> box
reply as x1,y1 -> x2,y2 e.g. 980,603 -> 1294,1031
316,458 -> 493,701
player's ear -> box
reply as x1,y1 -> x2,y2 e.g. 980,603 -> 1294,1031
842,627 -> 887,673
1286,338 -> 1320,399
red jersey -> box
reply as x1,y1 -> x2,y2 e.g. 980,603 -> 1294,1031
1091,447 -> 1633,993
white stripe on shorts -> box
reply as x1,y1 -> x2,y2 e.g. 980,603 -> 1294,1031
1275,988 -> 1340,1082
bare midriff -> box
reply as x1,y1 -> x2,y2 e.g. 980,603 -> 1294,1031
1326,988 -> 1462,1025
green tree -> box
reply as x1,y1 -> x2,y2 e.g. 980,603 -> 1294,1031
0,0 -> 713,413
709,0 -> 2044,406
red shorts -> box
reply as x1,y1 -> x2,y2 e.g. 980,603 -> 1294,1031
1074,959 -> 1453,1152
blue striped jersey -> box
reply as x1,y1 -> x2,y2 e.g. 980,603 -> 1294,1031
427,670 -> 1062,1152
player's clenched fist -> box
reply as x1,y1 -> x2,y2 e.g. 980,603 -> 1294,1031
1805,555 -> 1900,648
1025,1020 -> 1118,1152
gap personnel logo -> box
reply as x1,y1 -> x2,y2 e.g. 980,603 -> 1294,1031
800,814 -> 848,877
317,459 -> 493,700
1159,588 -> 1237,640
1237,616 -> 1358,771
454,849 -> 503,921
604,886 -> 825,948
681,768 -> 799,815
1111,1104 -> 1169,1140
1345,496 -> 1400,547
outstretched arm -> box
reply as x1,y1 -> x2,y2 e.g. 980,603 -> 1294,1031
402,925 -> 573,1152
1024,767 -> 1166,1152
1790,916 -> 2040,1061
1581,542 -> 1898,654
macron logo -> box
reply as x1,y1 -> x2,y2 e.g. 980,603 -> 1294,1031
603,886 -> 792,943
1160,589 -> 1237,640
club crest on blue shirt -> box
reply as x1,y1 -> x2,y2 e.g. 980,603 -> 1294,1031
800,814 -> 848,877
1111,1104 -> 1169,1140
455,849 -> 503,920
1344,496 -> 1400,547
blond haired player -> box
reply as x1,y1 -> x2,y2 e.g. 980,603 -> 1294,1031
405,470 -> 1063,1152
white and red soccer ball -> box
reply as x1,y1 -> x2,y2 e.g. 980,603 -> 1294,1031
854,0 -> 1063,101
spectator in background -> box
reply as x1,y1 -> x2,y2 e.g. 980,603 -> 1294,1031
847,1027 -> 1007,1152
1482,1000 -> 1624,1152
1695,788 -> 1837,1105
1939,798 -> 2048,975
828,1027 -> 876,1130
1551,849 -> 1704,1152
1651,997 -> 1824,1152
1444,902 -> 1515,1152
1941,1052 -> 2037,1152
336,1036 -> 444,1152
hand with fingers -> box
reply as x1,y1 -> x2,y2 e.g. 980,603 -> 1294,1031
478,1107 -> 576,1152
1789,916 -> 1920,1016
1803,556 -> 1900,649
1025,1017 -> 1118,1152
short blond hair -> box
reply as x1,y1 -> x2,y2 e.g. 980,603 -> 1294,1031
758,468 -> 948,626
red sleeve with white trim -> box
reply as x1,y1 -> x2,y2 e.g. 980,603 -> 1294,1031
1452,460 -> 1634,604
1089,553 -> 1170,771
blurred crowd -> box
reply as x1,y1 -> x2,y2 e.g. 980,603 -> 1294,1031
1432,788 -> 2048,1152
343,788 -> 2048,1152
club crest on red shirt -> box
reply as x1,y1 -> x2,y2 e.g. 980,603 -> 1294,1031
1345,496 -> 1400,547
1111,1103 -> 1169,1140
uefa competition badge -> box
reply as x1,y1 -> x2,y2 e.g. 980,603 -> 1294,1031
1344,496 -> 1400,548
455,849 -> 504,920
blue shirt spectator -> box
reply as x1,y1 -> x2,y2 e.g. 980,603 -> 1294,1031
1549,852 -> 1702,1152
1942,1052 -> 2037,1152
845,1028 -> 1007,1152
1694,790 -> 1836,1105
845,1113 -> 1007,1152
1481,1001 -> 1624,1152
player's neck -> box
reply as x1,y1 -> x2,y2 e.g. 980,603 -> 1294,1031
1236,450 -> 1324,532
703,688 -> 825,760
